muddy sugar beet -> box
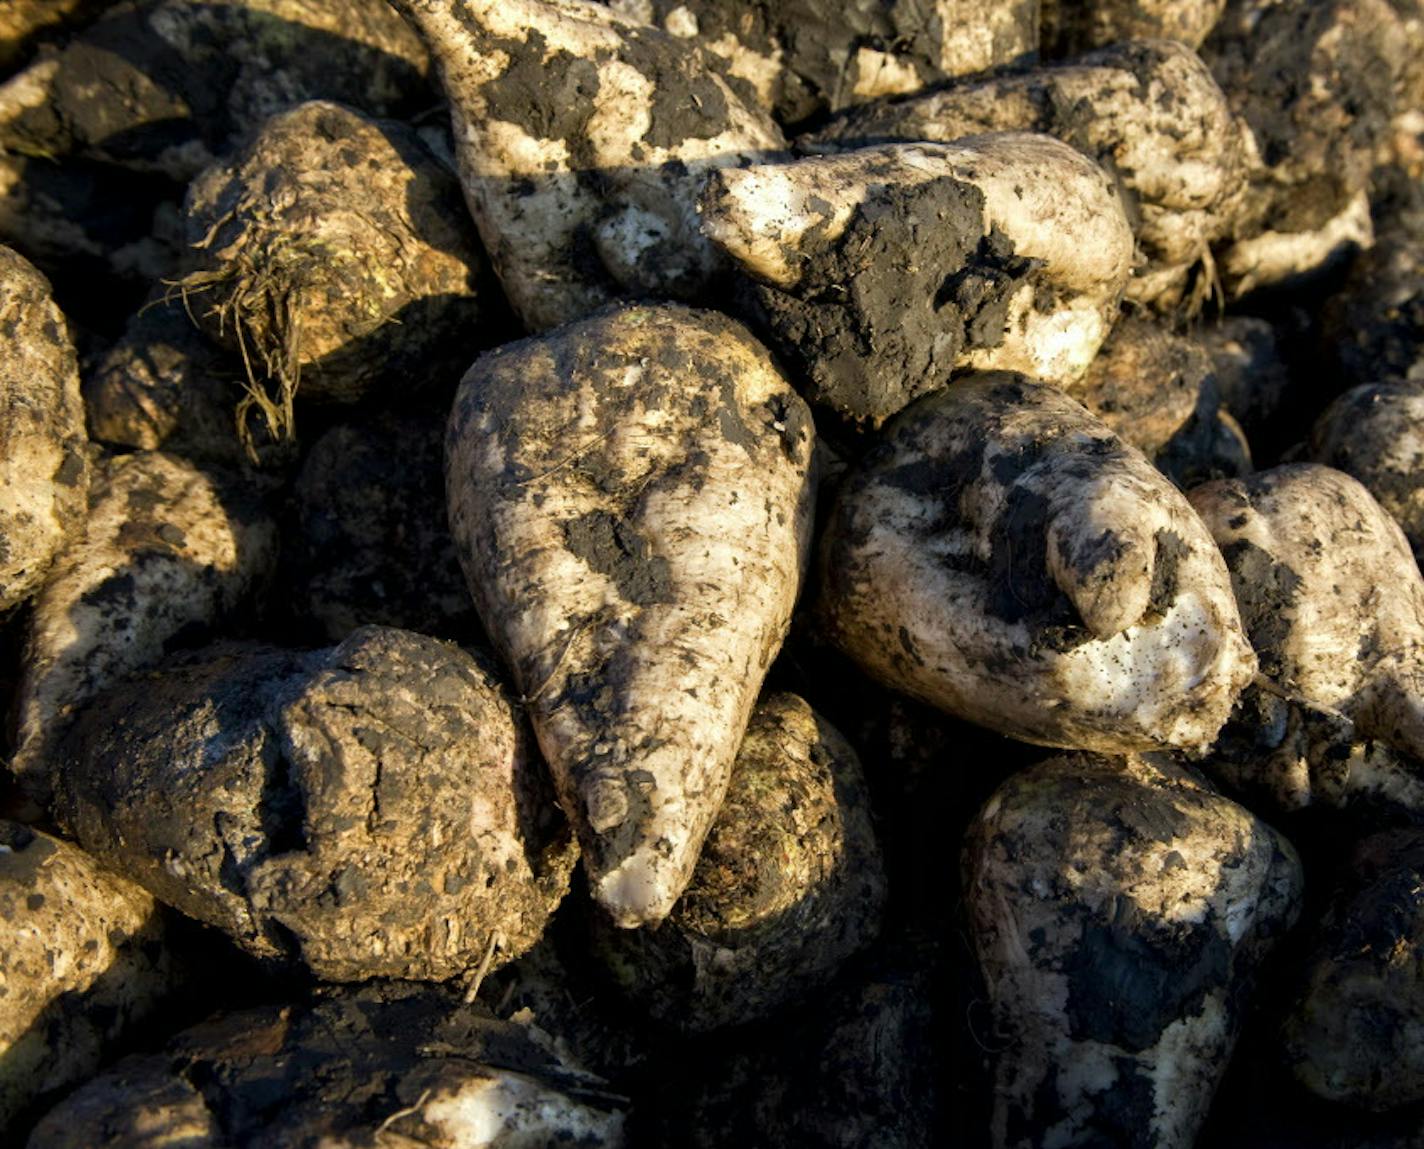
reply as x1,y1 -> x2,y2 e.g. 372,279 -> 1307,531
178,100 -> 486,450
53,627 -> 576,982
701,134 -> 1133,427
818,374 -> 1255,753
8,0 -> 1424,1145
965,753 -> 1303,1149
445,304 -> 816,928
388,0 -> 783,331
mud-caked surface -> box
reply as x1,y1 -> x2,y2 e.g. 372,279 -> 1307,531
9,450 -> 277,807
626,0 -> 1036,124
390,0 -> 783,331
0,821 -> 173,1133
25,981 -> 627,1148
181,100 -> 485,446
1202,682 -> 1424,824
818,373 -> 1255,754
53,627 -> 577,982
1068,315 -> 1248,487
1190,465 -> 1424,764
590,693 -> 885,1031
446,303 -> 816,928
1309,381 -> 1424,568
0,0 -> 430,182
735,175 -> 1029,431
703,137 -> 1133,428
1283,829 -> 1424,1111
1040,0 -> 1226,56
0,244 -> 88,616
1203,0 -> 1403,241
803,40 -> 1248,311
964,753 -> 1303,1149
279,410 -> 483,644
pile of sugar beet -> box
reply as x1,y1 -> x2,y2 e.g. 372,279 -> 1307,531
5,0 -> 1424,1143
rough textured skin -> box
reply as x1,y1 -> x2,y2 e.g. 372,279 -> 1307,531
0,0 -> 430,182
281,411 -> 483,644
820,374 -> 1256,753
81,292 -> 282,470
1203,683 -> 1424,821
1310,382 -> 1424,567
964,753 -> 1303,1149
702,136 -> 1133,427
1284,830 -> 1424,1111
25,982 -> 627,1148
0,821 -> 172,1132
1190,465 -> 1424,763
589,693 -> 885,1031
1067,315 -> 1250,488
1382,0 -> 1424,177
181,100 -> 485,447
1195,315 -> 1293,443
1204,0 -> 1403,293
0,244 -> 88,614
54,628 -> 577,982
9,451 -> 276,806
387,0 -> 784,332
1041,0 -> 1227,56
612,0 -> 1037,125
446,304 -> 816,928
802,40 -> 1248,312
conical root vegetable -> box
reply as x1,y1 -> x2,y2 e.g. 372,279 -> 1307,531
613,0 -> 1038,124
387,0 -> 784,331
701,135 -> 1133,429
964,752 -> 1303,1149
53,628 -> 577,982
1203,0 -> 1405,297
445,303 -> 817,928
0,0 -> 430,182
0,822 -> 173,1132
818,373 -> 1256,753
801,40 -> 1248,312
1283,829 -> 1424,1111
1309,381 -> 1424,568
1191,465 -> 1424,779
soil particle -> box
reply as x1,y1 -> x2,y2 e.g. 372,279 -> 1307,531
740,176 -> 1025,428
563,511 -> 676,607
1219,538 -> 1302,679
